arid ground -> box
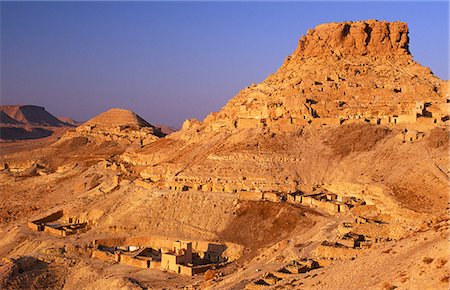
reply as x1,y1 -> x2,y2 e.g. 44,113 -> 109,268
0,20 -> 449,289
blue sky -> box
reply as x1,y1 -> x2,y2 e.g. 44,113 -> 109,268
1,1 -> 448,127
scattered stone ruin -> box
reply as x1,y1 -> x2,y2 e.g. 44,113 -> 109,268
245,259 -> 320,289
237,188 -> 367,215
27,210 -> 90,237
1,160 -> 49,176
91,236 -> 243,276
312,203 -> 407,261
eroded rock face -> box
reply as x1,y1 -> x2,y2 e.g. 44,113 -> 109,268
295,20 -> 410,58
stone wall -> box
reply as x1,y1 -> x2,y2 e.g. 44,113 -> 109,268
237,191 -> 263,201
94,235 -> 243,262
313,244 -> 362,260
120,255 -> 149,269
44,226 -> 66,237
91,249 -> 115,262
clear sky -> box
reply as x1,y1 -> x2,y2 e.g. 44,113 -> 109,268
1,1 -> 448,127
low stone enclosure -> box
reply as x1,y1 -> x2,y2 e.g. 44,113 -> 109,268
239,190 -> 366,215
27,210 -> 90,237
312,211 -> 405,261
237,188 -> 401,262
91,236 -> 243,276
245,259 -> 320,289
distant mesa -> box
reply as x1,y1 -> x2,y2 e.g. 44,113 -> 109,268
0,105 -> 73,141
0,105 -> 68,127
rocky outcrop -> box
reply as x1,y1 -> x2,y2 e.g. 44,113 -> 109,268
173,20 -> 447,137
61,108 -> 164,145
294,20 -> 410,58
82,108 -> 156,131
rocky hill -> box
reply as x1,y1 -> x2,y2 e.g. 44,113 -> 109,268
176,20 -> 447,137
60,108 -> 165,146
126,20 -> 448,201
82,108 -> 153,130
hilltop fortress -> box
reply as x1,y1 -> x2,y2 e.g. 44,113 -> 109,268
181,20 -> 447,134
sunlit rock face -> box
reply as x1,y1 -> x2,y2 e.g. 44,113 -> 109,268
176,20 -> 446,136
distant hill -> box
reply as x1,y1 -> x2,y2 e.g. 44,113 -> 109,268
61,108 -> 165,145
0,105 -> 67,127
0,105 -> 73,141
83,108 -> 153,130
58,116 -> 83,127
155,124 -> 178,135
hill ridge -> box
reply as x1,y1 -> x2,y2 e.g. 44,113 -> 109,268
0,105 -> 67,127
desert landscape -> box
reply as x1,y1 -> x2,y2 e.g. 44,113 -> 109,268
0,13 -> 449,290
